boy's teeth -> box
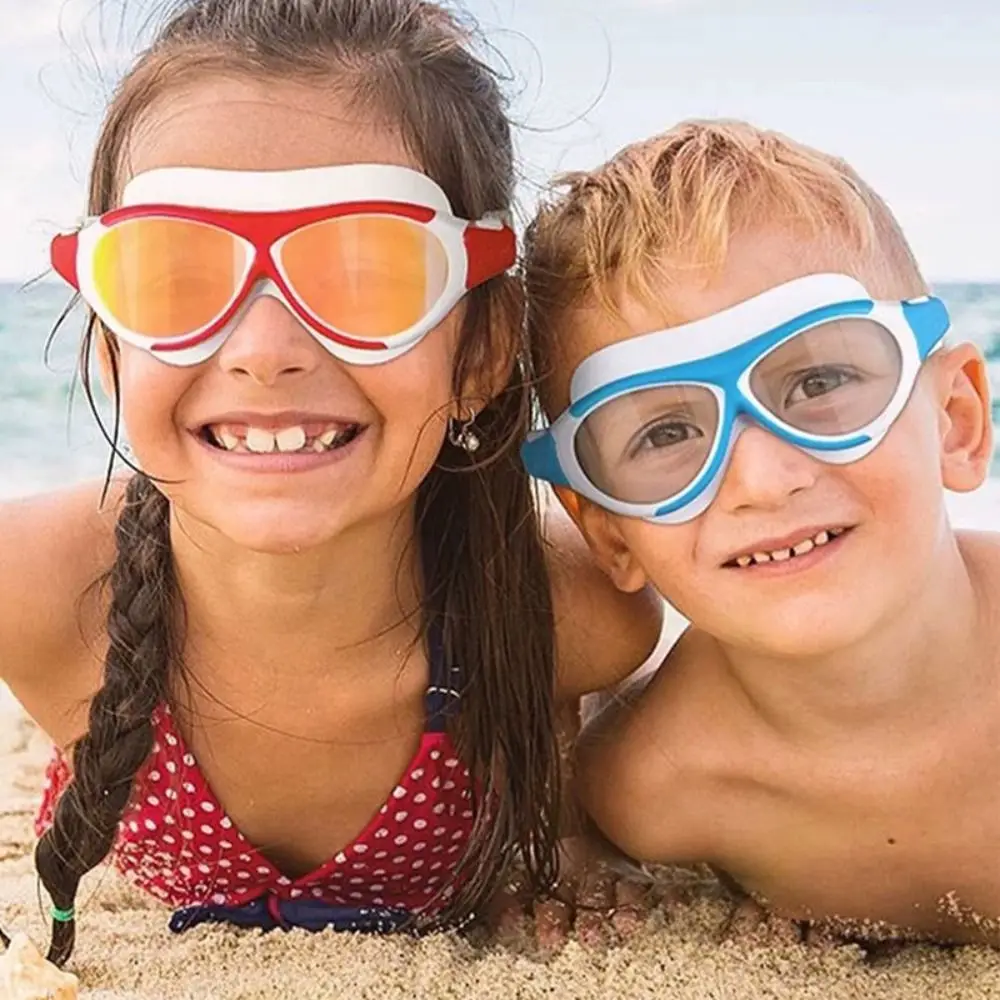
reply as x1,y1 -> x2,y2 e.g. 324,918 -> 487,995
245,428 -> 276,453
275,426 -> 307,452
737,528 -> 846,567
318,429 -> 338,447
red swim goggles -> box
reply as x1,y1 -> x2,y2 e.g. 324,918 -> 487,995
50,163 -> 515,366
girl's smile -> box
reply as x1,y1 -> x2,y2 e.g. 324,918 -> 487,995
114,80 -> 464,555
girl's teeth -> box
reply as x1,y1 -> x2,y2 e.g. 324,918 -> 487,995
736,555 -> 753,568
208,423 -> 359,454
752,552 -> 771,564
218,430 -> 240,451
814,530 -> 830,546
793,538 -> 815,557
275,426 -> 307,452
245,428 -> 276,453
771,548 -> 792,562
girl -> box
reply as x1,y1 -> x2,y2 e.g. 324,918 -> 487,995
0,0 -> 662,967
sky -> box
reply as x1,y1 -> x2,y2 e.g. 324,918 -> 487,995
0,0 -> 997,281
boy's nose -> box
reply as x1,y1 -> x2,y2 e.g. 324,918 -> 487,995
713,422 -> 820,513
215,283 -> 321,386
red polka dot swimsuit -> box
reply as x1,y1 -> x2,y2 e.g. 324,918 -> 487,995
35,626 -> 475,934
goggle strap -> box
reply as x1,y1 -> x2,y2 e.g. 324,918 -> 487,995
521,430 -> 571,488
51,232 -> 79,288
902,296 -> 950,358
463,224 -> 516,289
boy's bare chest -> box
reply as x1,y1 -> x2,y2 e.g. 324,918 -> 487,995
716,732 -> 1000,942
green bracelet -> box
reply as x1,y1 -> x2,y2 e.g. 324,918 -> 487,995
50,906 -> 75,923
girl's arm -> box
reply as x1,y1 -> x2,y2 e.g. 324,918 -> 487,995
544,502 -> 668,703
0,481 -> 121,743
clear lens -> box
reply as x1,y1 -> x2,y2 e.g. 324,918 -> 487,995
576,384 -> 720,504
749,318 -> 903,435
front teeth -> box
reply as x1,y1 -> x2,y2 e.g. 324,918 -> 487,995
245,427 -> 276,453
275,426 -> 307,452
733,528 -> 844,568
209,424 -> 357,454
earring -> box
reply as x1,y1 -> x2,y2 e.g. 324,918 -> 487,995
448,415 -> 481,454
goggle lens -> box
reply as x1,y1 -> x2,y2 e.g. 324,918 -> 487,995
92,217 -> 248,339
577,384 -> 720,504
748,318 -> 903,436
576,318 -> 904,506
278,215 -> 449,340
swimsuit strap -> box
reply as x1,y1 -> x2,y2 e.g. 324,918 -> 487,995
423,615 -> 462,733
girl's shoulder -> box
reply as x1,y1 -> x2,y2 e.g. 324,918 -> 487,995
543,505 -> 666,702
0,479 -> 121,728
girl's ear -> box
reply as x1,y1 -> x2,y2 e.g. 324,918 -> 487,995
452,275 -> 522,418
95,326 -> 118,400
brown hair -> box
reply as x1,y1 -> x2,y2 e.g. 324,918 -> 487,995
525,118 -> 928,409
28,0 -> 559,966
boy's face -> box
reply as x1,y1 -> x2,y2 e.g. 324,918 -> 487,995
556,228 -> 994,657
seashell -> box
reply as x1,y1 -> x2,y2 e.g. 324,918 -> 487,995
0,934 -> 79,1000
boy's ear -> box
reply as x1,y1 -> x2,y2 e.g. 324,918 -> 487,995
931,343 -> 994,493
552,486 -> 584,528
554,487 -> 649,594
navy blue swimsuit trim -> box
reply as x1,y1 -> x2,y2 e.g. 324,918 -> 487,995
168,616 -> 460,936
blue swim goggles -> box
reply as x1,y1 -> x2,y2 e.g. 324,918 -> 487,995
522,273 -> 950,524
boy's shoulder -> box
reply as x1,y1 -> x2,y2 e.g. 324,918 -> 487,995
959,526 -> 1000,564
959,527 -> 1000,621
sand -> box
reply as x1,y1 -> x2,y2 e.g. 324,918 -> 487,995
2,709 -> 1000,999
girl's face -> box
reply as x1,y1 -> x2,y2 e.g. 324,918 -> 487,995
114,75 -> 468,554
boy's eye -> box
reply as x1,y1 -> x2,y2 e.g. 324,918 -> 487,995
630,419 -> 703,455
785,366 -> 857,405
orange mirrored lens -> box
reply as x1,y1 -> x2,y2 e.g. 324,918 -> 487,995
280,215 -> 449,339
92,217 -> 248,339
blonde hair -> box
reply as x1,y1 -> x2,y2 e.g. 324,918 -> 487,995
525,119 -> 928,406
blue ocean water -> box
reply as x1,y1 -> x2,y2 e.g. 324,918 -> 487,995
0,281 -> 998,500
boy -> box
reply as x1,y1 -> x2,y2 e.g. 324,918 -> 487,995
523,120 -> 1000,944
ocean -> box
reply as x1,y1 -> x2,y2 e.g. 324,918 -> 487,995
0,280 -> 998,525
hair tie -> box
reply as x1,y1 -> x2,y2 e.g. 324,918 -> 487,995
50,906 -> 75,924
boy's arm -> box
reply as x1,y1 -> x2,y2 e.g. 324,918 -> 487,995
574,664 -> 712,866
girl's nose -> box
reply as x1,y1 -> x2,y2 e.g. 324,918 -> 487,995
215,284 -> 321,386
